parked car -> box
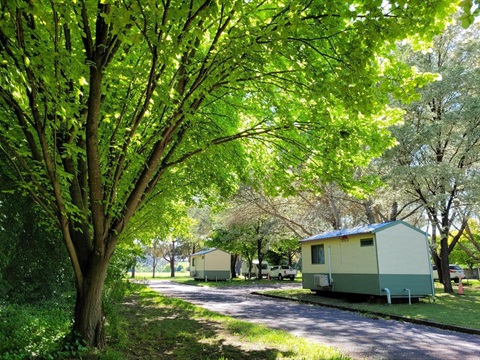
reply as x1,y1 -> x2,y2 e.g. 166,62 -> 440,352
432,264 -> 465,283
268,265 -> 296,280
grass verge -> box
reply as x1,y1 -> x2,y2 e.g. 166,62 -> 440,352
260,280 -> 480,331
96,283 -> 349,359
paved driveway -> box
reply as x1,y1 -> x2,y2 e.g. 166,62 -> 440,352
148,280 -> 480,359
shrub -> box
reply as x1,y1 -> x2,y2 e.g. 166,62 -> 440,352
0,300 -> 81,359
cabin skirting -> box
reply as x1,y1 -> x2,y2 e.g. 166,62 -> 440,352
303,272 -> 433,297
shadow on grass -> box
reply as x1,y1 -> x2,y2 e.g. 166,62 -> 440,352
107,290 -> 295,360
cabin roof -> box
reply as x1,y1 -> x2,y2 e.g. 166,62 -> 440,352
191,248 -> 229,257
301,220 -> 426,243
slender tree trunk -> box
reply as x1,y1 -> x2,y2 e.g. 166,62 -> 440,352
152,256 -> 157,278
230,254 -> 238,278
257,254 -> 264,279
170,256 -> 175,277
131,260 -> 136,278
440,229 -> 453,292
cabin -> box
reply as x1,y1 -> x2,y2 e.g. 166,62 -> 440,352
190,248 -> 231,281
240,259 -> 269,279
301,220 -> 434,300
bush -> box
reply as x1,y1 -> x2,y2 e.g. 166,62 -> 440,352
0,188 -> 74,304
0,300 -> 81,359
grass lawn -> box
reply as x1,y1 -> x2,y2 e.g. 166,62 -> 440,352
260,280 -> 480,331
94,284 -> 349,360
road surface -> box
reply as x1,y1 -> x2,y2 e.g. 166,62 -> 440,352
148,280 -> 480,359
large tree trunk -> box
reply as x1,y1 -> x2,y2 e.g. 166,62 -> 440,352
73,258 -> 109,347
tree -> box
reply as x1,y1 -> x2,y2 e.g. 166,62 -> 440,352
0,0 -> 457,347
0,172 -> 73,303
210,226 -> 253,278
459,0 -> 480,27
381,22 -> 480,292
161,237 -> 178,278
210,188 -> 281,278
450,220 -> 480,270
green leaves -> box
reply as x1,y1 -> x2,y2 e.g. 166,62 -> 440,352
459,0 -> 480,28
0,0 -> 458,277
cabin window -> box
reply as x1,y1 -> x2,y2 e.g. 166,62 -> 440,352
360,238 -> 374,247
311,244 -> 325,264
192,258 -> 195,266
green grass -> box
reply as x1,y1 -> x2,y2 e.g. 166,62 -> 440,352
261,280 -> 480,331
96,284 -> 349,359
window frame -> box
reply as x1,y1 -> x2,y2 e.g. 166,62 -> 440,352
360,238 -> 374,247
311,244 -> 325,264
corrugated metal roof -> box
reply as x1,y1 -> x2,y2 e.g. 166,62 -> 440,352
301,220 -> 415,242
191,248 -> 216,256
191,248 -> 231,256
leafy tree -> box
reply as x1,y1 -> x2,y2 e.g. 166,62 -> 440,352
186,205 -> 215,255
381,22 -> 480,292
161,238 -> 179,278
459,0 -> 480,27
265,236 -> 300,267
0,173 -> 73,303
213,186 -> 294,277
0,0 -> 457,346
450,220 -> 480,270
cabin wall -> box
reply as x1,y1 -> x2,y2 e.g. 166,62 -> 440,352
301,235 -> 378,275
190,255 -> 205,278
204,251 -> 231,271
376,224 -> 430,275
191,251 -> 231,280
302,235 -> 381,294
375,224 -> 433,296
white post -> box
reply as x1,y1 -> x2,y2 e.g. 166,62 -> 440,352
403,288 -> 411,305
382,288 -> 391,305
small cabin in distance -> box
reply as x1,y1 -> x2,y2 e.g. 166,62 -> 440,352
240,259 -> 269,279
190,248 -> 231,281
301,220 -> 434,300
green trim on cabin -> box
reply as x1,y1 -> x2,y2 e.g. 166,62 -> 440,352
303,273 -> 433,297
378,274 -> 434,296
192,270 -> 230,281
303,273 -> 380,295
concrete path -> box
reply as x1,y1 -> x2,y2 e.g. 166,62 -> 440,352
148,280 -> 480,359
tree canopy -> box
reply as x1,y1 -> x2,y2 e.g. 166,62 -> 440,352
0,0 -> 458,347
380,21 -> 480,291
